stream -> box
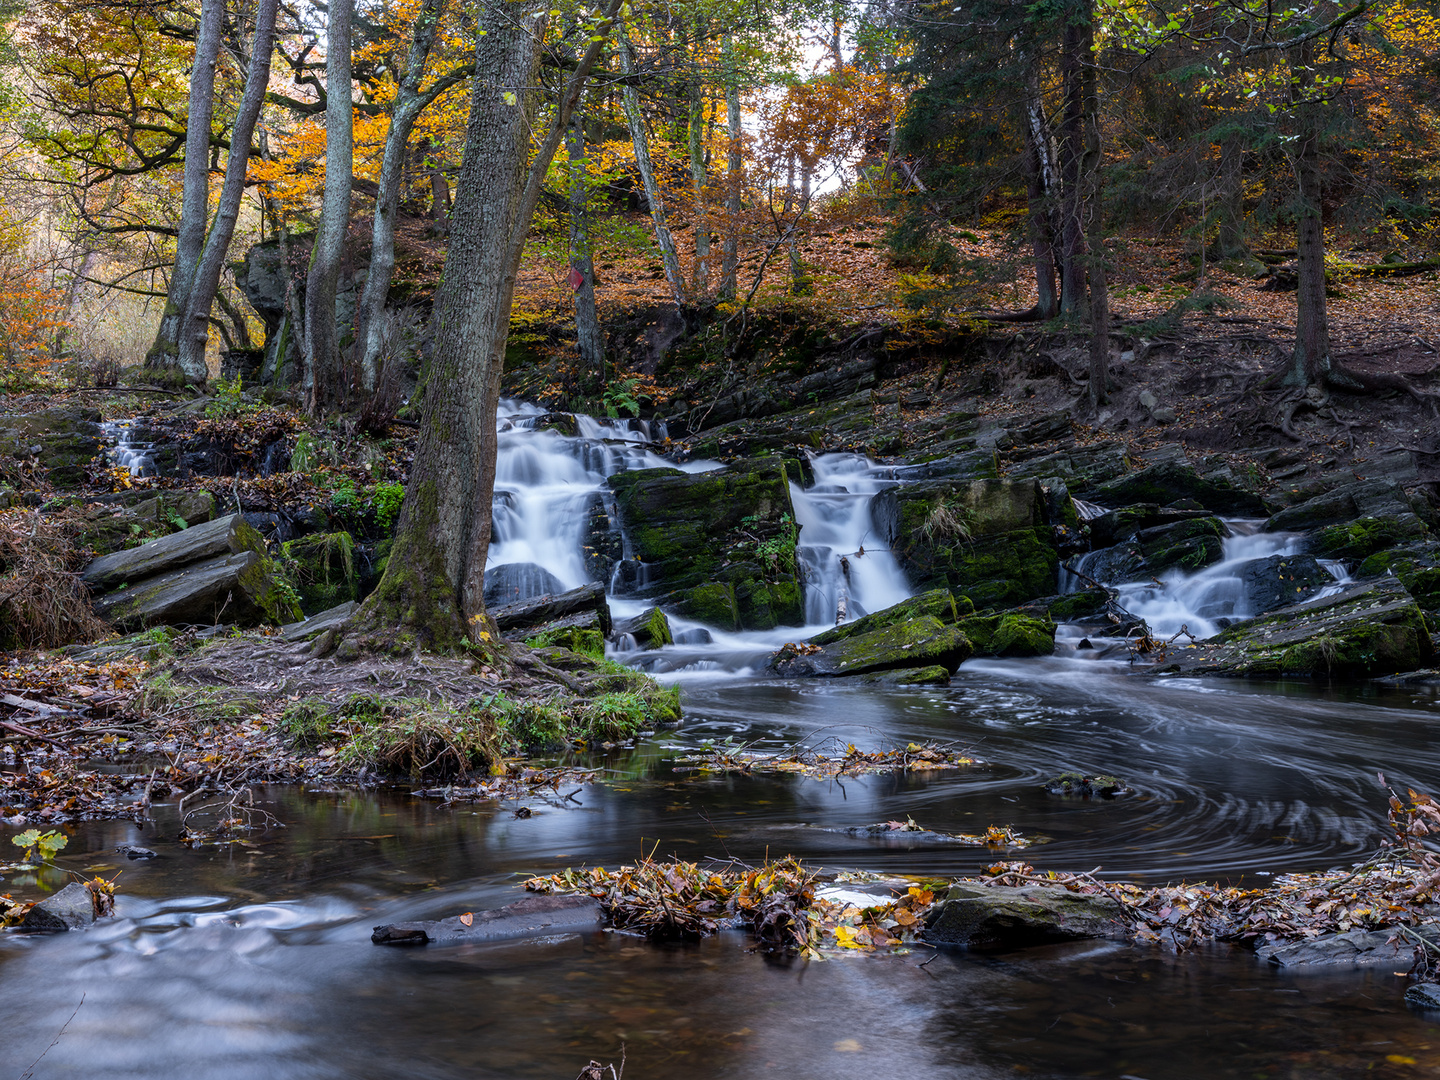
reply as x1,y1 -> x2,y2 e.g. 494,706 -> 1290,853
7,405 -> 1437,1078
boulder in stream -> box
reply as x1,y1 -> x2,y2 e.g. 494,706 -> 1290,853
1082,516 -> 1229,584
923,882 -> 1128,948
1255,926 -> 1438,969
770,614 -> 972,678
1154,577 -> 1434,678
1239,554 -> 1333,614
372,894 -> 604,946
17,882 -> 101,932
610,606 -> 673,650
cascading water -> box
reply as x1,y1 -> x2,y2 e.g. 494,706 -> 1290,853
100,419 -> 156,477
790,454 -> 913,625
1072,520 -> 1350,639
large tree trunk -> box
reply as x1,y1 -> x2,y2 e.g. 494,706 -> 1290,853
145,0 -> 223,378
1287,44 -> 1330,388
1057,6 -> 1087,317
354,0 -> 449,391
305,0 -> 355,413
719,34 -> 741,300
568,113 -> 605,385
618,30 -> 687,307
177,0 -> 279,379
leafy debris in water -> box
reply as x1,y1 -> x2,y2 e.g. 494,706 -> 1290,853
840,817 -> 1034,848
413,764 -> 599,803
674,737 -> 976,779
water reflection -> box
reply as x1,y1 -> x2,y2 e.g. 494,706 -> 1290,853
2,671 -> 1440,1077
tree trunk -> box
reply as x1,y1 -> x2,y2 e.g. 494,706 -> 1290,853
1214,135 -> 1248,260
177,0 -> 278,380
354,0 -> 449,391
687,59 -> 710,297
1022,58 -> 1059,319
618,30 -> 687,307
789,165 -> 810,294
1081,13 -> 1108,409
305,0 -> 355,413
1287,44 -> 1329,387
145,0 -> 223,377
1057,6 -> 1087,317
719,34 -> 741,299
568,112 -> 605,385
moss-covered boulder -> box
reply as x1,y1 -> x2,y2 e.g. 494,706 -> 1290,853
1082,517 -> 1227,585
1153,577 -> 1433,678
1085,460 -> 1265,516
608,458 -> 803,629
1357,542 -> 1440,614
769,615 -> 973,678
1311,515 -> 1429,562
523,610 -> 609,659
611,606 -> 673,650
1086,504 -> 1214,548
924,882 -> 1128,948
282,531 -> 357,616
1046,589 -> 1111,621
1238,554 -> 1334,615
0,408 -> 102,490
809,588 -> 966,646
958,611 -> 1057,657
859,665 -> 953,686
1265,478 -> 1421,533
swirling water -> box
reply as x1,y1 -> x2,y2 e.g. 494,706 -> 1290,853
3,670 -> 1440,1079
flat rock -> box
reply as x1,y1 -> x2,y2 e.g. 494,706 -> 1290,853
923,882 -> 1127,948
1265,478 -> 1418,533
372,894 -> 604,946
18,882 -> 98,932
1255,926 -> 1438,969
281,601 -> 358,642
770,615 -> 972,677
84,513 -> 265,593
94,547 -> 301,630
491,582 -> 611,636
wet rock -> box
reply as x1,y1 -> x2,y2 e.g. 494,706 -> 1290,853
611,606 -> 673,650
1310,515 -> 1429,562
1155,577 -> 1434,678
1044,772 -> 1129,798
522,609 -> 608,658
1255,926 -> 1436,969
808,588 -> 964,647
858,664 -> 952,686
0,408 -> 102,489
958,611 -> 1056,657
18,882 -> 99,931
372,894 -> 604,946
492,582 -> 611,636
1239,554 -> 1333,614
608,458 -> 803,630
1265,478 -> 1421,533
84,513 -> 266,592
923,882 -> 1127,948
674,627 -> 713,645
1406,982 -> 1440,1010
770,615 -> 972,678
1046,590 -> 1111,621
1086,504 -> 1214,548
1082,517 -> 1228,584
117,845 -> 158,859
1085,460 -> 1265,516
483,563 -> 566,608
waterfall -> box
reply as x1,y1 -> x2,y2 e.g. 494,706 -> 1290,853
791,454 -> 913,625
1074,521 -> 1349,639
101,420 -> 156,477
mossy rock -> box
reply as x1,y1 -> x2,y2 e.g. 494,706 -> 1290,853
898,526 -> 1059,608
860,665 -> 952,686
666,581 -> 740,630
1084,517 -> 1227,585
526,626 -> 607,659
959,611 -> 1056,657
771,615 -> 973,678
0,408 -> 103,490
1047,590 -> 1110,621
1312,516 -> 1429,562
282,531 -> 358,616
810,588 -> 964,647
1086,460 -> 1265,516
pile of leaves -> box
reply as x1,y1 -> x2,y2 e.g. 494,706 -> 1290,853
0,509 -> 110,650
815,884 -> 937,953
845,818 -> 1033,848
526,855 -> 820,954
413,763 -> 599,803
674,738 -> 976,779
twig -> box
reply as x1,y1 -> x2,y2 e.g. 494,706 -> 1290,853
18,992 -> 85,1080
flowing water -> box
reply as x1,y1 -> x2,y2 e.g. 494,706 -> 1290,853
7,408 -> 1440,1077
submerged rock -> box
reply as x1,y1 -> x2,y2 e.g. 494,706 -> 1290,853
923,882 -> 1127,948
1255,926 -> 1436,969
1044,772 -> 1129,798
372,894 -> 604,946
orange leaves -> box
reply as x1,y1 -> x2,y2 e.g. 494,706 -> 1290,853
0,211 -> 66,387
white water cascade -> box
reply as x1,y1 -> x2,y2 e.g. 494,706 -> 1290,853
790,454 -> 914,625
101,420 -> 157,477
1072,520 -> 1350,640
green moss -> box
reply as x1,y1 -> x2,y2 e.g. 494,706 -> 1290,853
672,582 -> 739,629
525,626 -> 607,659
922,527 -> 1059,608
1047,590 -> 1109,620
990,614 -> 1056,657
282,532 -> 358,616
1313,516 -> 1426,562
890,665 -> 952,685
811,588 -> 960,647
828,615 -> 973,674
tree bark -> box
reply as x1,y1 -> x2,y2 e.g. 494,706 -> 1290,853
687,53 -> 710,297
568,112 -> 605,385
719,34 -> 741,300
146,0 -> 224,377
1287,43 -> 1330,387
1214,135 -> 1248,260
305,0 -> 355,413
1057,4 -> 1087,317
618,30 -> 688,308
1022,59 -> 1059,320
1081,12 -> 1108,409
177,0 -> 279,380
354,0 -> 449,391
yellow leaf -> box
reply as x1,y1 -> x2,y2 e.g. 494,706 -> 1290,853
832,925 -> 866,949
